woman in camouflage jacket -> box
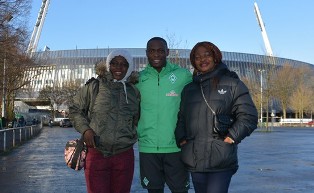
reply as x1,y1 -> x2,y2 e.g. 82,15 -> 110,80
69,49 -> 140,193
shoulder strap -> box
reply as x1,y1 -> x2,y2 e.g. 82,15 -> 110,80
89,79 -> 99,116
200,84 -> 216,115
70,135 -> 85,170
83,78 -> 99,120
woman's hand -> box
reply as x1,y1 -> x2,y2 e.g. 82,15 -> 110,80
84,129 -> 96,147
180,140 -> 187,147
224,136 -> 235,144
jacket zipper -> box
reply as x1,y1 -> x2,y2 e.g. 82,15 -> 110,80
157,74 -> 160,150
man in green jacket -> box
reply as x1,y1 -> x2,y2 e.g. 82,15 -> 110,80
136,37 -> 192,193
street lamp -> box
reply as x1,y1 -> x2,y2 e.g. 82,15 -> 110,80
258,69 -> 265,127
2,57 -> 7,118
1,14 -> 13,118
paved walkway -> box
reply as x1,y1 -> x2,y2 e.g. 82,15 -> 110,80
0,126 -> 314,193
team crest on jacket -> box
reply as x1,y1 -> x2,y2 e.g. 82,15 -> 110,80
166,90 -> 178,97
169,73 -> 177,84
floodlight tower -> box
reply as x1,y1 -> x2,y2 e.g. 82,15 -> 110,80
27,0 -> 51,57
254,2 -> 275,128
254,2 -> 273,56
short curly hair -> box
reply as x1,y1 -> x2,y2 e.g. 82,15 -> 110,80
190,41 -> 222,68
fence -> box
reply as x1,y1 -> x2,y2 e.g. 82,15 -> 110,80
279,118 -> 312,125
0,125 -> 42,153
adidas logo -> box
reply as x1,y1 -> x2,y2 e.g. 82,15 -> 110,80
218,89 -> 227,94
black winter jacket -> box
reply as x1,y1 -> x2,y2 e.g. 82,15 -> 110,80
175,63 -> 258,173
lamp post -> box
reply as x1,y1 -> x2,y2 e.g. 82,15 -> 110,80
258,69 -> 265,127
2,58 -> 7,118
1,14 -> 13,118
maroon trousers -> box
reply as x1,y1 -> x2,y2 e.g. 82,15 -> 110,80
84,148 -> 134,193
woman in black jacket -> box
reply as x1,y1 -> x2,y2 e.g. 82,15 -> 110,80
175,41 -> 258,193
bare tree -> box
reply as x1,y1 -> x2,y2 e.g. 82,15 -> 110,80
0,0 -> 33,121
289,84 -> 312,120
242,76 -> 261,117
60,80 -> 81,108
270,63 -> 298,119
305,74 -> 314,119
164,33 -> 190,69
289,65 -> 314,121
260,56 -> 277,131
38,86 -> 65,118
37,80 -> 81,117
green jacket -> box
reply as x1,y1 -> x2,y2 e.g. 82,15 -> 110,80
69,72 -> 140,156
136,62 -> 192,153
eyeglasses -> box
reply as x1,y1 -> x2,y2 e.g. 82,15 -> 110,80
195,52 -> 213,62
147,49 -> 166,55
110,61 -> 129,68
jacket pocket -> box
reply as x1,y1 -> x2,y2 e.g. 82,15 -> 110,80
207,139 -> 237,169
181,140 -> 196,168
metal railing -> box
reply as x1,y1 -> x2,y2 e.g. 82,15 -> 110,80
0,125 -> 42,153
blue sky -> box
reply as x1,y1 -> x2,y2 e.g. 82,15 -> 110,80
29,0 -> 314,65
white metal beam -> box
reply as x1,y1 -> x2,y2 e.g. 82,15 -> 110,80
254,2 -> 274,57
27,0 -> 51,57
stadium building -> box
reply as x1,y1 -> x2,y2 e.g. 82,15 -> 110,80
12,0 -> 314,121
17,47 -> 313,98
10,47 -> 312,125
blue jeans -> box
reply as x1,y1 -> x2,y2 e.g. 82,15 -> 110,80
191,170 -> 234,193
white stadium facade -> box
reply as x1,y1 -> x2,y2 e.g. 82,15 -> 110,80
17,47 -> 313,98
11,1 -> 314,121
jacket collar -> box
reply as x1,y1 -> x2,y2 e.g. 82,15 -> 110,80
146,61 -> 179,76
193,62 -> 229,83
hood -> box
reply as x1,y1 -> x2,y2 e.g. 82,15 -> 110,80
105,49 -> 134,104
105,49 -> 134,82
193,62 -> 229,83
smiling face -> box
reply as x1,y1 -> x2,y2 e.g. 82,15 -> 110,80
109,56 -> 129,80
146,39 -> 169,72
194,46 -> 216,74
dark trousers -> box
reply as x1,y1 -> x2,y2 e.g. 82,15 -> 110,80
139,152 -> 190,192
85,148 -> 134,193
191,170 -> 234,193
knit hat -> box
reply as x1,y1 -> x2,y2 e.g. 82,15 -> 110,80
106,49 -> 134,103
